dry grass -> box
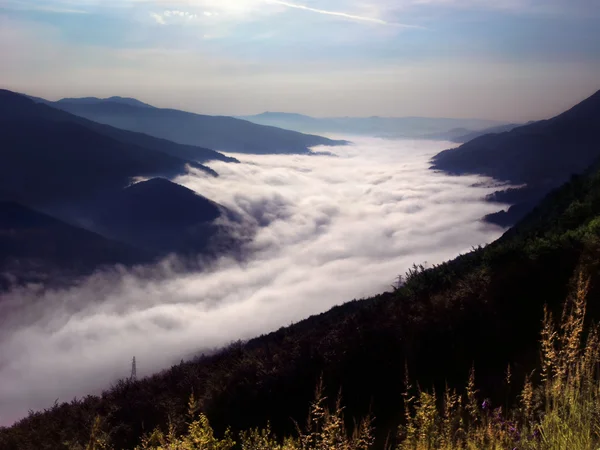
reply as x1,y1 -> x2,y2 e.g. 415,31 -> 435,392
85,273 -> 600,450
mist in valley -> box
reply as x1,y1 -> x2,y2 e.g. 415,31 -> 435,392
0,137 -> 510,425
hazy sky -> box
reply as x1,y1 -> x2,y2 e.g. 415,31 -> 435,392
1,0 -> 599,120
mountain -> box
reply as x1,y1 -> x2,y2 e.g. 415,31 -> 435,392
87,178 -> 236,257
24,93 -> 235,165
4,147 -> 600,449
47,99 -> 348,154
239,112 -> 505,139
0,90 -> 242,267
0,90 -> 213,216
432,89 -> 600,225
57,96 -> 155,109
0,201 -> 154,290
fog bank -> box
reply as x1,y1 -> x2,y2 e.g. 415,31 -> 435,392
0,137 -> 509,425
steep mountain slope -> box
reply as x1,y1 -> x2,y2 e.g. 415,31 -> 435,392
239,112 -> 504,139
4,147 -> 600,450
0,90 -> 212,215
0,202 -> 154,290
51,100 -> 348,154
0,90 -> 241,266
88,178 -> 236,257
24,92 -> 235,165
432,89 -> 600,225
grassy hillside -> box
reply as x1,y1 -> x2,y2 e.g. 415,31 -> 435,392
2,160 -> 600,449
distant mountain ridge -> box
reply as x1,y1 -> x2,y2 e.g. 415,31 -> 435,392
0,90 -> 212,212
23,93 -> 235,165
57,96 -> 155,109
39,97 -> 348,154
238,111 -> 505,139
432,89 -> 600,226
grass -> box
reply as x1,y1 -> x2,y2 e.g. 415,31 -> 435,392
81,272 -> 600,450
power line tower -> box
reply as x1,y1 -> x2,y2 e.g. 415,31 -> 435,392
130,356 -> 137,381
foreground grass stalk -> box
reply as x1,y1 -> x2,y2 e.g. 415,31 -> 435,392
88,273 -> 598,450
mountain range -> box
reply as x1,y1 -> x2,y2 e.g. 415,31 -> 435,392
0,90 -> 248,288
30,96 -> 348,154
238,111 -> 505,139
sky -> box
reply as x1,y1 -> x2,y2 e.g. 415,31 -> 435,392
1,0 -> 599,120
0,137 -> 509,424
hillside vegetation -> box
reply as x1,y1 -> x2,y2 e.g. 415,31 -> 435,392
2,131 -> 600,449
89,277 -> 600,450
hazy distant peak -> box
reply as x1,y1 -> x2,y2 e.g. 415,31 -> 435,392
105,96 -> 155,108
256,111 -> 312,119
57,96 -> 155,109
57,97 -> 103,104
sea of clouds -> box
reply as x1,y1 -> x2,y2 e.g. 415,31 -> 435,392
0,137 -> 510,425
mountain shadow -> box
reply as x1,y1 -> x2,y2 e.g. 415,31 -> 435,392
0,201 -> 154,291
432,89 -> 600,226
87,178 -> 242,259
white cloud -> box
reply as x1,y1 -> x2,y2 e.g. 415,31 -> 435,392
151,9 -> 200,24
138,0 -> 417,26
0,137 -> 510,425
150,12 -> 166,24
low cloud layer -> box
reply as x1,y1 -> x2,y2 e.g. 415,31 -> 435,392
0,137 -> 509,425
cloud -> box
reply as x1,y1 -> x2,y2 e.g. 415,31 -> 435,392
150,12 -> 166,24
139,0 -> 420,26
266,0 -> 391,26
150,9 -> 201,24
0,137 -> 510,425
